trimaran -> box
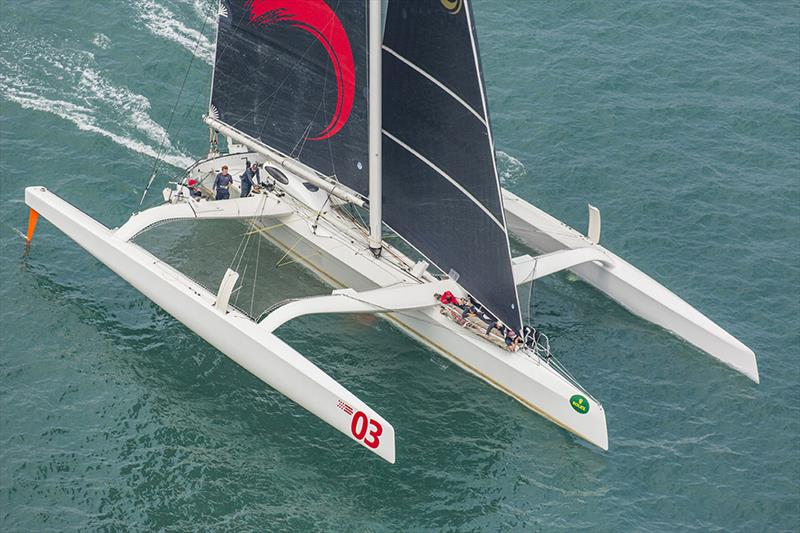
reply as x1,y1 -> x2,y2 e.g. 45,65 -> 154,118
23,0 -> 758,463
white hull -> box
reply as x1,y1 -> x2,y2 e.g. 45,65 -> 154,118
25,146 -> 759,459
24,152 -> 609,459
502,190 -> 758,383
25,185 -> 397,462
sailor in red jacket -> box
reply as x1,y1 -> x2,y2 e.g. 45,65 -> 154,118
438,290 -> 459,305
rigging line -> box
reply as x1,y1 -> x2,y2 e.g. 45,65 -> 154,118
276,249 -> 323,268
233,193 -> 269,273
312,188 -> 335,233
274,234 -> 305,267
247,190 -> 272,315
168,67 -> 212,159
521,259 -> 537,325
242,220 -> 290,236
228,193 -> 266,271
288,67 -> 330,162
233,263 -> 248,306
249,219 -> 263,316
276,238 -> 350,268
140,9 -> 212,207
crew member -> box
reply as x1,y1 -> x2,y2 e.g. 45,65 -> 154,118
437,291 -> 459,305
486,320 -> 504,337
504,327 -> 521,350
240,162 -> 260,198
461,297 -> 479,319
186,178 -> 202,199
213,166 -> 233,200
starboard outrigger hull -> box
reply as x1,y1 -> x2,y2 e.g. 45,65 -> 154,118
502,190 -> 759,383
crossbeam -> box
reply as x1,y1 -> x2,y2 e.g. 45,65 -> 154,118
512,247 -> 613,286
114,194 -> 294,242
259,280 -> 461,333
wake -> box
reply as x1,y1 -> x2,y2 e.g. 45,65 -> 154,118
134,0 -> 216,66
0,39 -> 194,170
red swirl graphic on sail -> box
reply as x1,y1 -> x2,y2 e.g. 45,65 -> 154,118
248,0 -> 355,140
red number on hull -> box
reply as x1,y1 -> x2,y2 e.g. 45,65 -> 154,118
351,411 -> 368,440
350,410 -> 382,449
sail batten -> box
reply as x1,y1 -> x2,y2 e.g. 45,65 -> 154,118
382,129 -> 504,231
381,45 -> 486,126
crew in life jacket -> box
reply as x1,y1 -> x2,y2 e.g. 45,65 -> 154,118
436,290 -> 459,305
186,178 -> 202,199
461,296 -> 479,319
486,320 -> 504,337
213,166 -> 233,200
504,327 -> 522,350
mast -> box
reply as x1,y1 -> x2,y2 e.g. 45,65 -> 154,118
367,0 -> 383,257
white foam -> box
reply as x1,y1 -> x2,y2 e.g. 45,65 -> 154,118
3,87 -> 193,169
0,40 -> 194,170
496,150 -> 528,185
135,0 -> 215,65
189,0 -> 217,23
78,68 -> 173,147
92,33 -> 111,49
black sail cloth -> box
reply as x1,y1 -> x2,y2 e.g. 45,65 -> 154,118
211,0 -> 370,195
210,0 -> 521,331
382,0 -> 522,331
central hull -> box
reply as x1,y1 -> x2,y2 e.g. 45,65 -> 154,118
24,151 -> 609,458
191,152 -> 609,450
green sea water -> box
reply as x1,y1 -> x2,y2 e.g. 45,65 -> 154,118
1,1 -> 799,530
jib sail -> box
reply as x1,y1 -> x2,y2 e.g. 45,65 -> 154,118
381,0 -> 522,330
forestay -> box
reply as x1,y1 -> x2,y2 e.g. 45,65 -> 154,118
211,0 -> 370,195
381,0 -> 522,330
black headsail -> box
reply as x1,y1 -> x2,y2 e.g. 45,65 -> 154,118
211,0 -> 369,195
381,0 -> 522,331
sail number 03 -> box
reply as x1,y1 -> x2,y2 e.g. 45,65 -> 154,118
350,411 -> 382,448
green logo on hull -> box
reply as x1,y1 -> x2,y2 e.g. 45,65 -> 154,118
570,394 -> 590,414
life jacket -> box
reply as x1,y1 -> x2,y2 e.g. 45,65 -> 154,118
440,291 -> 458,305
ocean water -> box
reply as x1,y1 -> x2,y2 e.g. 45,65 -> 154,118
1,0 -> 798,531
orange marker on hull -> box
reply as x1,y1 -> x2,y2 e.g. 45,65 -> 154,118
26,208 -> 39,242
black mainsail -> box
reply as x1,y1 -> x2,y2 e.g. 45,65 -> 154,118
211,0 -> 370,195
210,0 -> 521,331
381,0 -> 522,330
